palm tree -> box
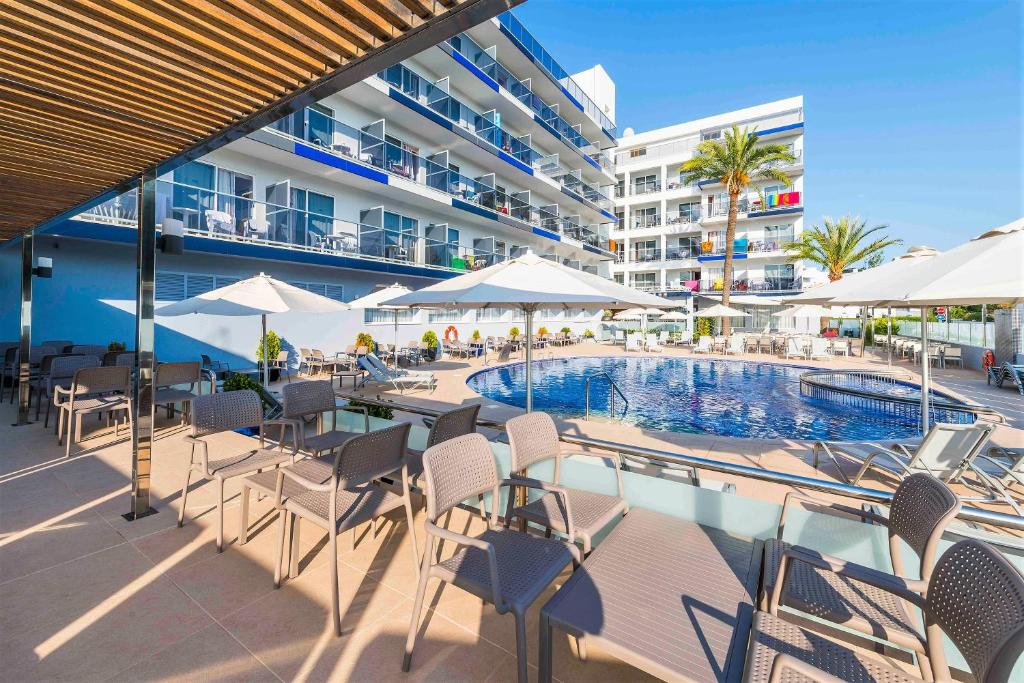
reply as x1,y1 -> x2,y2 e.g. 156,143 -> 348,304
681,125 -> 795,333
784,215 -> 902,281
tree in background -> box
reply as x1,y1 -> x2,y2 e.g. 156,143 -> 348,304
784,215 -> 902,281
680,125 -> 795,333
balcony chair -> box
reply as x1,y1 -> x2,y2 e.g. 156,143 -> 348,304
270,423 -> 419,637
55,365 -> 132,457
746,539 -> 1024,683
763,473 -> 959,664
504,412 -> 627,556
178,390 -> 299,552
403,433 -> 580,683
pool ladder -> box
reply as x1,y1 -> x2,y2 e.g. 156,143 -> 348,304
584,372 -> 629,421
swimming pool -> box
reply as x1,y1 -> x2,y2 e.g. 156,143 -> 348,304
466,356 -> 950,440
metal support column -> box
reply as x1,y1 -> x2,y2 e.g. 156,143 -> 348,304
524,306 -> 534,412
919,307 -> 931,436
127,171 -> 158,520
14,232 -> 33,426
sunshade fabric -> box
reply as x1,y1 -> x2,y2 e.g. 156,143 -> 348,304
773,304 -> 842,318
387,250 -> 673,310
156,273 -> 349,317
791,245 -> 940,305
695,303 -> 750,318
347,284 -> 412,309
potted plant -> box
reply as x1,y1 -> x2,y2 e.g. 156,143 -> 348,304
355,332 -> 374,353
583,329 -> 595,342
537,326 -> 549,337
107,340 -> 126,352
560,326 -> 571,336
471,329 -> 481,342
255,329 -> 282,381
509,326 -> 520,339
421,330 -> 439,360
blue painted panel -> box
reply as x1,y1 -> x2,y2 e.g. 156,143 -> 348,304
560,86 -> 585,112
449,49 -> 499,92
532,227 -> 560,241
600,210 -> 617,221
583,244 -> 602,255
533,114 -> 561,141
293,143 -> 389,184
759,122 -> 804,136
452,197 -> 497,220
498,150 -> 533,176
584,155 -> 601,171
697,253 -> 748,262
387,88 -> 454,132
747,207 -> 803,218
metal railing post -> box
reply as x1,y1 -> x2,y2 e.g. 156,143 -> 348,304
15,231 -> 33,426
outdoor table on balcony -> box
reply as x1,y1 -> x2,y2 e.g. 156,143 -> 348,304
539,508 -> 760,682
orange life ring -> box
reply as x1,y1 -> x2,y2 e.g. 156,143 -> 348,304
444,325 -> 459,342
982,349 -> 996,371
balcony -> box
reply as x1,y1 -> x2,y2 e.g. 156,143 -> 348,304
265,111 -> 608,252
549,170 -> 613,210
665,209 -> 703,226
75,182 -> 513,274
631,248 -> 661,263
699,276 -> 802,293
631,182 -> 662,196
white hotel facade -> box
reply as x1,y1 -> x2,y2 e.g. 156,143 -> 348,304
1,13 -> 808,361
610,98 -> 806,302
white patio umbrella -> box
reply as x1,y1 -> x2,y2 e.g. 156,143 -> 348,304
347,283 -> 412,368
614,306 -> 663,331
771,304 -> 838,318
157,272 -> 349,387
387,250 -> 671,410
694,302 -> 750,336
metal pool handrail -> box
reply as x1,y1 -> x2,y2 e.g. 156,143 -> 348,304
584,371 -> 628,421
799,369 -> 1004,424
336,393 -> 1024,533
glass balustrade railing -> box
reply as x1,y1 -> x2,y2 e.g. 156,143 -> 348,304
496,12 -> 617,137
265,108 -> 607,249
75,182 -> 510,272
548,170 -> 612,209
377,62 -> 608,205
632,214 -> 662,229
448,32 -> 597,152
665,209 -> 703,226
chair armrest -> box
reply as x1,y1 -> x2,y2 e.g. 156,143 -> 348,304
182,434 -> 210,472
770,544 -> 928,619
561,449 -> 625,499
778,490 -> 889,539
337,404 -> 370,433
768,654 -> 847,683
281,466 -> 335,493
500,477 -> 575,546
426,518 -> 502,607
262,418 -> 301,455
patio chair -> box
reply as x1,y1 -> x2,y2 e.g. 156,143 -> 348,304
200,353 -> 230,377
725,335 -> 744,355
154,361 -> 203,425
940,345 -> 963,369
403,433 -> 580,683
807,337 -> 832,360
44,355 -> 100,429
41,340 -> 72,352
269,350 -> 291,383
763,474 -> 959,657
782,337 -> 805,359
29,352 -> 77,420
273,423 -> 419,636
3,345 -> 56,403
746,539 -> 1024,683
178,390 -> 299,552
624,334 -> 642,352
645,333 -> 663,352
358,355 -> 435,393
613,330 -> 625,344
405,403 -> 480,490
504,412 -> 627,555
758,336 -> 774,354
974,445 -> 1024,488
113,352 -> 136,367
693,337 -> 712,354
69,344 -> 106,356
745,335 -> 760,353
281,379 -> 368,456
55,365 -> 132,457
658,330 -> 671,347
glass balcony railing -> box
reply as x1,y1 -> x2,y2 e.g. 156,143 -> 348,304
377,62 -> 610,210
631,248 -> 661,263
448,33 -> 598,154
665,209 -> 703,225
75,181 -> 512,273
699,277 -> 801,292
632,214 -> 661,229
496,12 -> 617,137
266,109 -> 609,250
549,170 -> 612,209
632,182 -> 661,196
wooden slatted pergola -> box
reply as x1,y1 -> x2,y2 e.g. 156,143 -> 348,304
0,0 -> 520,241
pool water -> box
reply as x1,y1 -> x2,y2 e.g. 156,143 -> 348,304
466,356 -> 929,440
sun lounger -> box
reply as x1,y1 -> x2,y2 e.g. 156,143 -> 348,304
725,335 -> 744,355
365,352 -> 433,379
624,334 -> 643,352
693,337 -> 712,354
358,355 -> 435,392
989,362 -> 1024,395
644,333 -> 663,352
807,337 -> 831,360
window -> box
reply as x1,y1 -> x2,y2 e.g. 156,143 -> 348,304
290,188 -> 335,247
307,104 -> 334,147
538,308 -> 564,321
427,308 -> 468,323
633,174 -> 658,194
364,308 -> 417,323
477,308 -> 507,322
678,202 -> 700,222
172,161 -> 216,230
629,147 -> 646,158
156,272 -> 272,302
631,273 -> 657,289
613,274 -> 624,285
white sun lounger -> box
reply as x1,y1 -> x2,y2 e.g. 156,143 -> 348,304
358,355 -> 435,393
693,337 -> 712,354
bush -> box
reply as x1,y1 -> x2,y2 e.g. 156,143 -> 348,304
421,330 -> 438,349
255,329 -> 281,362
355,332 -> 374,350
346,399 -> 394,420
471,329 -> 481,341
537,326 -> 549,336
222,373 -> 271,410
583,329 -> 594,338
509,326 -> 520,337
693,317 -> 714,341
107,340 -> 126,352
560,326 -> 571,335
867,317 -> 900,345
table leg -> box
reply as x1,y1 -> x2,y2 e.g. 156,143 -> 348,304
539,612 -> 553,682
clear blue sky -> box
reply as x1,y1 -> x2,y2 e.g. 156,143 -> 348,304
512,0 -> 1022,255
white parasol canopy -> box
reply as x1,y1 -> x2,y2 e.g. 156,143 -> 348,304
157,272 -> 349,386
772,304 -> 841,318
348,284 -> 412,368
658,311 -> 690,322
388,250 -> 671,410
790,245 -> 940,306
694,303 -> 750,318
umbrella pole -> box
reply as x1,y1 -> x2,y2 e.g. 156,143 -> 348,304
858,306 -> 867,357
886,307 -> 892,367
393,311 -> 399,369
920,307 -> 930,435
262,313 -> 269,388
525,308 -> 534,413
982,304 -> 988,347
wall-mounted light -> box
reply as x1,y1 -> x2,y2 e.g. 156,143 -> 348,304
160,218 -> 184,255
31,257 -> 52,278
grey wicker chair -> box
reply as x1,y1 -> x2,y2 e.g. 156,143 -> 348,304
403,433 -> 580,683
179,390 -> 299,552
29,352 -> 78,420
40,340 -> 72,352
69,344 -> 107,356
270,422 -> 418,637
764,473 -> 960,662
281,380 -> 368,456
54,365 -> 131,457
46,355 -> 100,430
3,345 -> 57,403
405,403 -> 481,489
154,361 -> 203,425
747,539 -> 1024,683
504,411 -> 627,555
